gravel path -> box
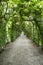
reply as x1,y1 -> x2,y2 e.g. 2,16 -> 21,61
0,35 -> 43,65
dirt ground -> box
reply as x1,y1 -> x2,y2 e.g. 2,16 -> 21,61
0,35 -> 43,65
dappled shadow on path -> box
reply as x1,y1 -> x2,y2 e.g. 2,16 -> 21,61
0,34 -> 43,65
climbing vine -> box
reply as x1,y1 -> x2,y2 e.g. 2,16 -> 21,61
0,0 -> 43,51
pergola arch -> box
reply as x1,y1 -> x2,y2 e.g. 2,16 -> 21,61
0,0 -> 43,49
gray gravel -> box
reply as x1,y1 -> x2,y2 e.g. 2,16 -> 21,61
0,35 -> 43,65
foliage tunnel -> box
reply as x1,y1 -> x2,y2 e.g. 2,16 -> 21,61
0,0 -> 43,51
